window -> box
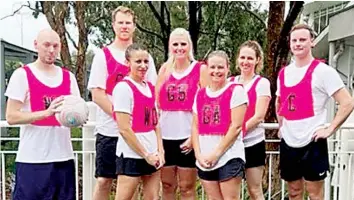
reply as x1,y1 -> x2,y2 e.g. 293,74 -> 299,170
312,2 -> 349,34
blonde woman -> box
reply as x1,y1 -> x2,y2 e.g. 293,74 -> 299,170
155,27 -> 207,200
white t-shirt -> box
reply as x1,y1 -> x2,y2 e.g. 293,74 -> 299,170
232,75 -> 271,147
276,61 -> 344,147
113,77 -> 158,159
87,45 -> 157,137
5,63 -> 80,163
192,82 -> 248,171
159,61 -> 198,140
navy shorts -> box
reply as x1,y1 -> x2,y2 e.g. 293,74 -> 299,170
245,141 -> 266,169
12,160 -> 75,200
163,139 -> 196,168
197,158 -> 245,182
95,133 -> 119,178
280,139 -> 329,182
116,154 -> 158,177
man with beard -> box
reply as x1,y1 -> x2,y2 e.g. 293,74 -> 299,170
5,29 -> 80,200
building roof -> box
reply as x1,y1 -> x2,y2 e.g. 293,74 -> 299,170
302,1 -> 349,16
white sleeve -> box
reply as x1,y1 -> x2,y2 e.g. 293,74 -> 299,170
113,82 -> 133,114
256,78 -> 271,97
276,77 -> 280,96
230,85 -> 248,109
192,95 -> 198,114
69,72 -> 81,97
4,68 -> 28,102
147,54 -> 157,86
87,49 -> 108,90
318,65 -> 345,96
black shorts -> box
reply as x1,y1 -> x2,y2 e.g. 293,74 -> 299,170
13,160 -> 75,200
116,154 -> 158,177
95,133 -> 119,179
197,158 -> 245,182
163,139 -> 196,168
245,141 -> 266,169
280,139 -> 329,182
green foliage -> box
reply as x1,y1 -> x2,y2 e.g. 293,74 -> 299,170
4,60 -> 22,88
84,1 -> 267,72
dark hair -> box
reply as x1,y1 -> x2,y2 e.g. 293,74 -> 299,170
125,43 -> 147,61
290,24 -> 316,39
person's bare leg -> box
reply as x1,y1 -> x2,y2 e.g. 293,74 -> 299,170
306,180 -> 324,200
161,166 -> 177,200
115,175 -> 140,200
177,167 -> 197,200
220,177 -> 242,200
92,177 -> 113,200
287,179 -> 304,200
142,171 -> 161,200
245,167 -> 264,200
200,179 -> 223,200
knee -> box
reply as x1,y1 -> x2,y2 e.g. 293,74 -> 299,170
247,184 -> 264,199
178,180 -> 195,196
307,188 -> 323,200
207,194 -> 223,200
162,180 -> 177,193
143,191 -> 159,200
288,186 -> 303,199
96,177 -> 113,190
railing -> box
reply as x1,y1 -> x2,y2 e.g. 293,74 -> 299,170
1,103 -> 354,200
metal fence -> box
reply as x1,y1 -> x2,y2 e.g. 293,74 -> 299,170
0,103 -> 353,200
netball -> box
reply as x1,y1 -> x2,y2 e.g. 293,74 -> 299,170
55,95 -> 89,127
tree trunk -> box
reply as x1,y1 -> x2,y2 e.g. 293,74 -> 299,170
41,2 -> 72,68
264,2 -> 304,199
265,1 -> 285,122
147,1 -> 171,61
188,1 -> 202,55
74,1 -> 88,97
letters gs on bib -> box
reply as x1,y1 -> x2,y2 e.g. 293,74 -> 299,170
167,84 -> 188,101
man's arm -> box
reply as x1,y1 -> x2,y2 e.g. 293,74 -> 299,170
313,88 -> 354,141
91,88 -> 113,116
327,88 -> 354,133
6,98 -> 62,125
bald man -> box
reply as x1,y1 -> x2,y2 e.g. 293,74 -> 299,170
5,29 -> 80,200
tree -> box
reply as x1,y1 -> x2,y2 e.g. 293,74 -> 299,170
8,1 -> 92,96
264,2 -> 304,199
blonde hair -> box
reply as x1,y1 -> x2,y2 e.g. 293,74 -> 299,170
207,50 -> 230,67
236,40 -> 264,73
112,6 -> 136,24
164,28 -> 195,73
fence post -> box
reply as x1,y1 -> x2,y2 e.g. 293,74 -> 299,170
82,102 -> 97,200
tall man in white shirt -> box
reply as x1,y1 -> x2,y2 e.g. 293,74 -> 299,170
87,6 -> 157,200
276,24 -> 354,200
6,29 -> 80,200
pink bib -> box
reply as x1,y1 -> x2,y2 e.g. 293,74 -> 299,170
103,47 -> 130,95
159,62 -> 201,111
243,76 -> 263,136
278,59 -> 320,120
197,84 -> 240,135
23,66 -> 71,126
123,80 -> 158,133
